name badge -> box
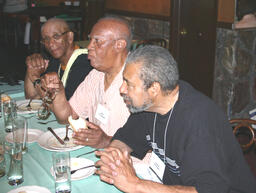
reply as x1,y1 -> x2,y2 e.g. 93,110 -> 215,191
95,104 -> 109,125
149,152 -> 165,183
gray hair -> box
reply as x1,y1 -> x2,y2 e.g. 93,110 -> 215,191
97,16 -> 133,51
125,45 -> 179,92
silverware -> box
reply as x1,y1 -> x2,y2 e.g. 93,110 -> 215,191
70,165 -> 95,175
26,99 -> 32,111
38,119 -> 57,124
76,149 -> 98,158
47,127 -> 65,145
64,125 -> 70,142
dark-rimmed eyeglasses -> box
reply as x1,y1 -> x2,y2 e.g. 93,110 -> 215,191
40,31 -> 69,45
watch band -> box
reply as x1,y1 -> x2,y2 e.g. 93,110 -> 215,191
33,79 -> 41,88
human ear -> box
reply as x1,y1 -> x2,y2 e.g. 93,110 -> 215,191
148,82 -> 161,97
115,39 -> 127,50
67,31 -> 74,44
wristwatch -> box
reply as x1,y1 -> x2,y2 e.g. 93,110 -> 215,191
33,78 -> 41,88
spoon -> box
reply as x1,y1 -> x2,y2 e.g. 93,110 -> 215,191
64,125 -> 70,142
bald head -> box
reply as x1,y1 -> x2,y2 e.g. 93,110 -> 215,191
95,16 -> 132,50
41,18 -> 70,34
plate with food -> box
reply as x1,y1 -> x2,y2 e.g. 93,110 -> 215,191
37,128 -> 83,152
16,99 -> 43,114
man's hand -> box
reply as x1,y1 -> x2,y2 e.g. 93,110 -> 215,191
26,53 -> 49,82
95,147 -> 140,193
72,121 -> 112,148
40,72 -> 64,93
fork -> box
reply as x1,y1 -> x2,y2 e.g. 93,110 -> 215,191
64,125 -> 70,142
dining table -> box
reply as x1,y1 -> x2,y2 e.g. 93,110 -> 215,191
0,80 -> 123,193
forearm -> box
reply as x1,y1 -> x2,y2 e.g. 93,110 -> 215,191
134,180 -> 197,193
109,140 -> 132,153
50,93 -> 72,124
24,73 -> 40,99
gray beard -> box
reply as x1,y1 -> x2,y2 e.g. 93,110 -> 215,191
122,94 -> 153,113
127,102 -> 152,113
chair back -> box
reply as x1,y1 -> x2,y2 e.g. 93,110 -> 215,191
131,38 -> 167,51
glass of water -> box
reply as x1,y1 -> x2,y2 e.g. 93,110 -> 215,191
2,99 -> 17,132
52,152 -> 71,193
5,127 -> 24,186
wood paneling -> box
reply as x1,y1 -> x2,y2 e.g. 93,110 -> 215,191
105,0 -> 170,17
38,0 -> 66,6
217,0 -> 235,23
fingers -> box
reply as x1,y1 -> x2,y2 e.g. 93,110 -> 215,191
40,72 -> 61,89
26,53 -> 47,69
72,128 -> 104,146
86,121 -> 100,130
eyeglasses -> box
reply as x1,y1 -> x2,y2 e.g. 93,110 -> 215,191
41,31 -> 69,45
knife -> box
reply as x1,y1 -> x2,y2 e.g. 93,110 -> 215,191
47,127 -> 65,145
70,165 -> 95,175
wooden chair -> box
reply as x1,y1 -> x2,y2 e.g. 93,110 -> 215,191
229,119 -> 256,151
131,38 -> 168,50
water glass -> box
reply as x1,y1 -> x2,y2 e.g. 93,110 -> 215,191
0,142 -> 5,178
5,128 -> 24,186
11,115 -> 28,153
2,99 -> 17,132
52,152 -> 71,193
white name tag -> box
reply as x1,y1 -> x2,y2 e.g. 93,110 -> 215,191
95,104 -> 109,125
149,152 -> 165,183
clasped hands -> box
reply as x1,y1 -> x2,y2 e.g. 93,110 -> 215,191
95,147 -> 140,193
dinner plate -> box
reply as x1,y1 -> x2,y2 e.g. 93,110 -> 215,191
7,185 -> 51,193
37,128 -> 83,152
50,158 -> 95,181
5,129 -> 44,144
16,99 -> 43,114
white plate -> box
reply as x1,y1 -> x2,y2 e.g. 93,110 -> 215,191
5,129 -> 44,144
50,158 -> 95,181
16,99 -> 43,114
8,185 -> 51,193
37,128 -> 83,152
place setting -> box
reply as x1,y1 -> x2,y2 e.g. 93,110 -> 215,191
16,99 -> 43,114
37,126 -> 83,152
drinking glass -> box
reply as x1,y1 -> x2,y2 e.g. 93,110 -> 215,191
2,99 -> 17,132
52,152 -> 71,193
11,115 -> 28,153
5,126 -> 24,186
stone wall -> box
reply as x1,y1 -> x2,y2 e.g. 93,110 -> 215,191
107,14 -> 170,42
109,15 -> 256,119
213,28 -> 256,119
